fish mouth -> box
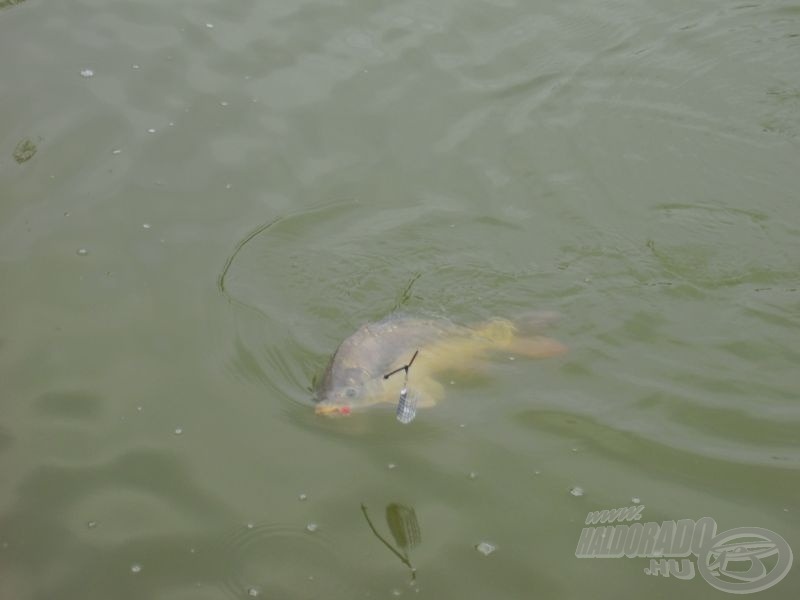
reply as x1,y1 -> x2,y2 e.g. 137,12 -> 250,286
314,403 -> 352,417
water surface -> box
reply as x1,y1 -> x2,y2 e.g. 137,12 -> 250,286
1,0 -> 799,598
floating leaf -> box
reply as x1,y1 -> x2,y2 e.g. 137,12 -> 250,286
386,503 -> 421,553
13,138 -> 37,164
1,0 -> 28,10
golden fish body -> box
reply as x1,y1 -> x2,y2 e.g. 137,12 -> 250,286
315,315 -> 565,416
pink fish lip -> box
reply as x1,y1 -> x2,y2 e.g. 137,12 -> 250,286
315,403 -> 352,417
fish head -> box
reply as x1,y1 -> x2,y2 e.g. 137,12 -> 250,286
314,366 -> 379,416
314,383 -> 364,416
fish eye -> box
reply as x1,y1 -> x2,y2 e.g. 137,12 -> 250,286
345,387 -> 358,399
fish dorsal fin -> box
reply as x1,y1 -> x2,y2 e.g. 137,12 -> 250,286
473,318 -> 516,346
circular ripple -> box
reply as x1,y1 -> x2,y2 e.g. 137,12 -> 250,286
219,201 -> 562,418
217,520 -> 346,599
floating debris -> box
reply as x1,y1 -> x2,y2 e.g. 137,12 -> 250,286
387,463 -> 397,470
13,138 -> 37,164
220,100 -> 229,107
475,541 -> 497,556
298,493 -> 307,501
306,522 -> 318,533
132,64 -> 140,70
569,486 -> 585,497
80,68 -> 94,78
205,23 -> 214,29
142,223 -> 151,229
111,149 -> 121,155
246,522 -> 254,530
130,563 -> 142,573
0,0 -> 29,9
631,496 -> 641,505
174,427 -> 183,435
76,248 -> 89,256
247,587 -> 260,597
147,128 -> 156,134
87,520 -> 98,529
468,471 -> 478,480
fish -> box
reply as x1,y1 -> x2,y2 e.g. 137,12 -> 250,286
314,314 -> 566,417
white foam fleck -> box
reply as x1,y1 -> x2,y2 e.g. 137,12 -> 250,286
80,68 -> 94,78
475,541 -> 496,556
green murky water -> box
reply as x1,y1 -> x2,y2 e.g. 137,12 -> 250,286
1,1 -> 799,598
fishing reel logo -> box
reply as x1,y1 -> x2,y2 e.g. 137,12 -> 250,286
575,506 -> 793,594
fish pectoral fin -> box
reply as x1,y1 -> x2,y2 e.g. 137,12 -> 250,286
507,335 -> 567,358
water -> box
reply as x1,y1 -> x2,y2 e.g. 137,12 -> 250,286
1,0 -> 799,598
